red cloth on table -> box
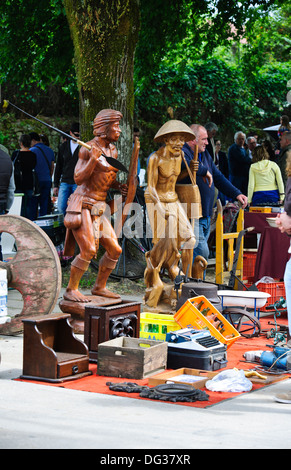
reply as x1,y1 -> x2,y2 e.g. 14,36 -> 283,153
254,226 -> 290,281
244,211 -> 277,234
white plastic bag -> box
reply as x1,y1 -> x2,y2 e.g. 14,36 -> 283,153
205,369 -> 253,393
255,276 -> 275,286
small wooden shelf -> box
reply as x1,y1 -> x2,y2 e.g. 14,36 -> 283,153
21,313 -> 91,382
84,300 -> 141,363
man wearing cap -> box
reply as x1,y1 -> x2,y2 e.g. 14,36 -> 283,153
145,120 -> 196,287
63,109 -> 127,302
53,122 -> 80,215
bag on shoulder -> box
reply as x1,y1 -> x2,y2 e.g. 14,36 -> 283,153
12,151 -> 23,193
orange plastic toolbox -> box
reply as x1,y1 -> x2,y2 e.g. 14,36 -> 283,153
174,296 -> 240,349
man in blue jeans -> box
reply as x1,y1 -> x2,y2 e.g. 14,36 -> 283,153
178,124 -> 248,265
53,122 -> 80,214
29,132 -> 55,219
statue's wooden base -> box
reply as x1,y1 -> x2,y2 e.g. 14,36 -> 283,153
143,299 -> 177,315
84,300 -> 141,363
59,295 -> 122,334
143,283 -> 178,315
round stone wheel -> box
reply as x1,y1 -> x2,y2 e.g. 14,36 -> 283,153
0,215 -> 62,334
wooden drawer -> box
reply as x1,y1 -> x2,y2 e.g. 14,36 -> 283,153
57,353 -> 89,378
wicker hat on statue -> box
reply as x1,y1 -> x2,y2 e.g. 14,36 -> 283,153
154,120 -> 195,143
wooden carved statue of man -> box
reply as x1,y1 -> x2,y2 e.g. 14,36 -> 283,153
63,109 -> 127,303
144,120 -> 196,307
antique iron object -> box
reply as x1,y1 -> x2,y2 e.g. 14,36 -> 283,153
176,279 -> 222,312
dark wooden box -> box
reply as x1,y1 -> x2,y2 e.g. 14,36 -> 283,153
21,314 -> 91,382
97,337 -> 168,379
84,300 -> 141,363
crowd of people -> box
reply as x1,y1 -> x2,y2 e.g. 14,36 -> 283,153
0,113 -> 290,272
1,115 -> 290,226
0,116 -> 289,257
227,126 -> 291,205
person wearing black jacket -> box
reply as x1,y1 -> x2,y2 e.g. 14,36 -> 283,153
0,147 -> 15,260
205,122 -> 218,161
228,131 -> 252,195
53,122 -> 80,214
214,140 -> 229,178
29,131 -> 55,218
11,134 -> 36,220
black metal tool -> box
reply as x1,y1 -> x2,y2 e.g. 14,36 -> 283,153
174,268 -> 184,300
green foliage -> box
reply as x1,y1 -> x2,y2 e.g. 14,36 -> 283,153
0,130 -> 10,147
242,3 -> 291,70
0,0 -> 290,158
135,0 -> 279,76
0,0 -> 78,110
248,64 -> 291,122
135,58 -> 252,152
0,0 -> 70,83
135,53 -> 291,155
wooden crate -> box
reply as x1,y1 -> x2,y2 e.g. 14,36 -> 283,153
97,337 -> 168,379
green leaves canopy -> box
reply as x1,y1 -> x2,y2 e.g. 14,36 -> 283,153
0,0 -> 77,111
0,0 -> 290,153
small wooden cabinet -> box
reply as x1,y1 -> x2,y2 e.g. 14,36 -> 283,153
21,314 -> 91,382
84,300 -> 141,363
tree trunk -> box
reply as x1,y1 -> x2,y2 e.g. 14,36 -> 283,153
63,0 -> 140,175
